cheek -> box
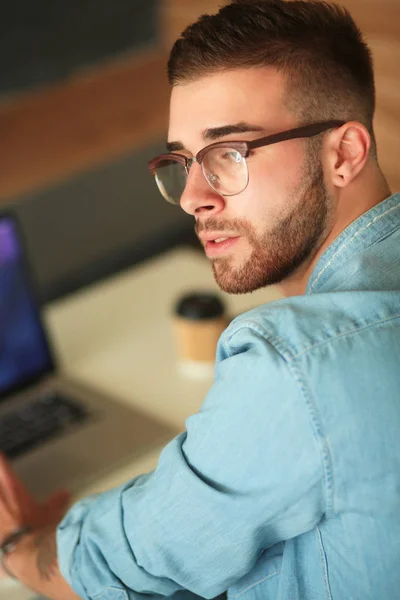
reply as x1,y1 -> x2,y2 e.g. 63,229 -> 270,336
233,145 -> 304,222
262,142 -> 305,190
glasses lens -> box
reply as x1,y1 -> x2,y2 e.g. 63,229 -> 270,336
202,148 -> 248,196
154,159 -> 187,205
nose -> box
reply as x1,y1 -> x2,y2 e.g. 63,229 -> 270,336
179,163 -> 225,217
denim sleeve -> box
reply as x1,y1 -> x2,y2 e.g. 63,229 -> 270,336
57,323 -> 326,600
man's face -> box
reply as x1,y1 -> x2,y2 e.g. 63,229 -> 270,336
168,68 -> 333,293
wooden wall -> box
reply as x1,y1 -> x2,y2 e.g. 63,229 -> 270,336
0,52 -> 171,202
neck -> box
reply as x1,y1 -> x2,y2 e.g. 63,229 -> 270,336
277,166 -> 392,297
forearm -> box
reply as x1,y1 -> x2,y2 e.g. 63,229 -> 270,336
6,527 -> 81,600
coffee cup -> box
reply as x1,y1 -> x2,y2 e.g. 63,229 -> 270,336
172,292 -> 229,376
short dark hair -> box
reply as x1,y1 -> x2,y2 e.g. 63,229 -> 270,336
168,0 -> 376,154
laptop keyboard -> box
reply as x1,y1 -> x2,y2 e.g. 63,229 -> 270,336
0,392 -> 89,459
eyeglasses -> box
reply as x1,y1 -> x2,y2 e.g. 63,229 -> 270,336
148,120 -> 345,205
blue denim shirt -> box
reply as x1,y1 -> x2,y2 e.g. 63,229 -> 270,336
58,192 -> 400,600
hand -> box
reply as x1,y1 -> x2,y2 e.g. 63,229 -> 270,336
0,453 -> 71,579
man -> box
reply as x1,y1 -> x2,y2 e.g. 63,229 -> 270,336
1,0 -> 399,598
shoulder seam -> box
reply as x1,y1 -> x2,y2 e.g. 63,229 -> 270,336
292,312 -> 400,359
285,359 -> 335,518
225,310 -> 400,519
226,312 -> 400,362
226,320 -> 333,517
225,321 -> 296,362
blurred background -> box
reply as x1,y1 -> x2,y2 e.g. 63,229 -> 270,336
0,0 -> 399,304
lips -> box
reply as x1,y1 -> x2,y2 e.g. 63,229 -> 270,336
198,232 -> 237,243
203,236 -> 240,257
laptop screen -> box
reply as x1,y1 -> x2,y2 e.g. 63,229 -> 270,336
0,215 -> 53,399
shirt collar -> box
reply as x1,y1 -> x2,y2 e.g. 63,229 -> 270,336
307,192 -> 400,294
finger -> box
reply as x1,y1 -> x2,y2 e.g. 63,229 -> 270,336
0,454 -> 21,514
0,492 -> 20,537
0,454 -> 38,517
0,457 -> 47,530
0,453 -> 26,502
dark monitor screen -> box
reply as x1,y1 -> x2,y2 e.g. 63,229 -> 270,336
0,215 -> 53,399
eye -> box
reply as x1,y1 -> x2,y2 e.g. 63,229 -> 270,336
215,149 -> 242,164
225,150 -> 241,162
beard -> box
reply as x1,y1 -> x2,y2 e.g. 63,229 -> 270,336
195,150 -> 333,294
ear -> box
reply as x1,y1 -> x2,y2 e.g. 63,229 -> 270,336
327,122 -> 371,188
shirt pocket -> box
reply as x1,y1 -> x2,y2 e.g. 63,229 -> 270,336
228,545 -> 283,600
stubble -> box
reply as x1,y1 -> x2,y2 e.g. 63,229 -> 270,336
199,151 -> 333,294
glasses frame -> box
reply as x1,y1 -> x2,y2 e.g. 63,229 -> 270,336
148,120 -> 346,200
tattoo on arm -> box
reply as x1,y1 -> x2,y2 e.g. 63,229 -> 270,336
35,529 -> 59,581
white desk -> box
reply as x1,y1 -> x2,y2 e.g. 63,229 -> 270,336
2,246 -> 281,600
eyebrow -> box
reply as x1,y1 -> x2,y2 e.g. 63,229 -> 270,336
166,122 -> 267,152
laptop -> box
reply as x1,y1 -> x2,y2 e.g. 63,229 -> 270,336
0,211 -> 176,503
